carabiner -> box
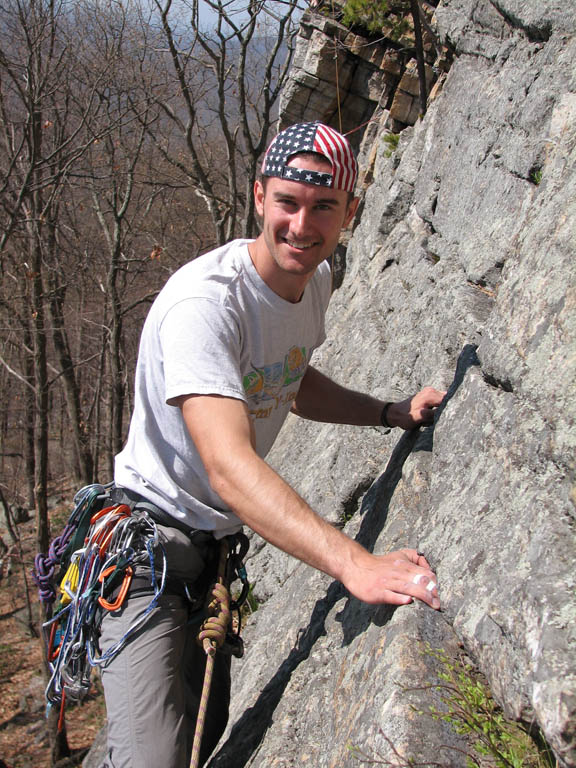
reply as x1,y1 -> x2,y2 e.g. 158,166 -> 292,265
90,503 -> 131,525
97,565 -> 133,611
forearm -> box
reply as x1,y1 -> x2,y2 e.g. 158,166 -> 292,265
210,447 -> 439,607
210,443 -> 367,583
293,367 -> 446,430
179,394 -> 440,608
292,366 -> 385,425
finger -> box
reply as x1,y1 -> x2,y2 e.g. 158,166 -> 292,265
413,389 -> 446,411
389,561 -> 439,602
399,548 -> 433,570
371,590 -> 414,607
384,560 -> 440,609
421,387 -> 447,406
411,572 -> 437,592
416,550 -> 431,568
378,579 -> 440,610
407,573 -> 440,609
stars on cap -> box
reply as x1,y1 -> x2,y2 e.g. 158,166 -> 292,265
261,121 -> 357,193
281,166 -> 332,186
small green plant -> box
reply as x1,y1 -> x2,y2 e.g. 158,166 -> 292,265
341,0 -> 411,40
383,132 -> 400,157
244,583 -> 260,615
347,646 -> 557,768
235,583 -> 259,623
529,167 -> 543,185
420,646 -> 556,768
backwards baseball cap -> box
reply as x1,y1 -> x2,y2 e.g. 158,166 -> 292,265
262,121 -> 358,193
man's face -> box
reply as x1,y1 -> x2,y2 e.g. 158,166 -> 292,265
253,155 -> 358,296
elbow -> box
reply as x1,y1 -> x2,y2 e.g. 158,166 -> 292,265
204,458 -> 235,506
201,449 -> 256,512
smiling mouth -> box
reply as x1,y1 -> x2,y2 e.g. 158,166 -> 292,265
283,238 -> 319,250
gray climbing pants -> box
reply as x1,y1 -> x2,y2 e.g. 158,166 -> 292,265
98,524 -> 231,768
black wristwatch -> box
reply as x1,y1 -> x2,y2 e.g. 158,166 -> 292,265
380,402 -> 394,429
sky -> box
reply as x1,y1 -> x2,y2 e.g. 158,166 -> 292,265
196,1 -> 306,32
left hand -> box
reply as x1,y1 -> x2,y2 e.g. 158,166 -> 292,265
386,386 -> 446,430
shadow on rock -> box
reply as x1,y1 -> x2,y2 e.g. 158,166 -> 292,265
208,578 -> 346,767
337,343 -> 481,644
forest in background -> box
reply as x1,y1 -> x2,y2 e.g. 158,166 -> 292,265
0,0 -> 303,564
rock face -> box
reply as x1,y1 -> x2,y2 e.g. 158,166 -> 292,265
279,8 -> 444,138
207,1 -> 576,767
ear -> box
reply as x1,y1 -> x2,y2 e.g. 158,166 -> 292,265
254,179 -> 265,217
343,196 -> 360,228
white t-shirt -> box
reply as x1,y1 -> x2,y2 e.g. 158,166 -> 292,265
115,239 -> 331,535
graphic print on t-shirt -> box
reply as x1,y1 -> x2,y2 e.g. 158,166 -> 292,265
243,345 -> 308,417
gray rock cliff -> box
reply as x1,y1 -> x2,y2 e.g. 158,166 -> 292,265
208,1 -> 576,766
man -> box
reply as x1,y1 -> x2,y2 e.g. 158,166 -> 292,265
102,122 -> 444,768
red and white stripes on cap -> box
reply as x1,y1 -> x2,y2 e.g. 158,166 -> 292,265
262,122 -> 358,193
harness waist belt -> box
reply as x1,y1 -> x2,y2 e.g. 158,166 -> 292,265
111,486 -> 200,537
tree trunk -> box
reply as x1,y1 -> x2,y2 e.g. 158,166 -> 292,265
106,240 -> 125,478
410,0 -> 428,117
24,346 -> 37,509
48,279 -> 94,485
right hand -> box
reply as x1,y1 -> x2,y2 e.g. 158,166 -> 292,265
341,548 -> 440,609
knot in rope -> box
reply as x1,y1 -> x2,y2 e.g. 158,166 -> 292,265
33,522 -> 77,604
197,581 -> 230,656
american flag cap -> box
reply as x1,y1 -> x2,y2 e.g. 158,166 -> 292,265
262,122 -> 358,193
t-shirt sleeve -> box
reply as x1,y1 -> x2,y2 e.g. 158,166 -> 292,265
159,297 -> 246,405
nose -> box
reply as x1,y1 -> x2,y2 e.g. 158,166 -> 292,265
289,206 -> 312,238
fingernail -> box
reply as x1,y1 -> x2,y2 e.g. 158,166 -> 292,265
432,598 -> 441,609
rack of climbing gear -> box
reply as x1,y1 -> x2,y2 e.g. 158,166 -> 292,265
33,483 -> 167,729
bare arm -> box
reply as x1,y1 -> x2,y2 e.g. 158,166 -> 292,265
177,393 -> 440,609
292,365 -> 445,430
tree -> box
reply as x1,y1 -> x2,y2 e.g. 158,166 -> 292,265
141,0 -> 301,246
0,0 -> 167,760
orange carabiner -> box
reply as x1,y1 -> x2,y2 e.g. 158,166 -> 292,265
47,621 -> 63,662
91,503 -> 131,525
90,505 -> 131,556
98,565 -> 133,611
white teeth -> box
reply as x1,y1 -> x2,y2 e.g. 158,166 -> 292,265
285,239 -> 315,249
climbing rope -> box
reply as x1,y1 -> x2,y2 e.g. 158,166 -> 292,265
331,0 -> 343,133
190,539 -> 231,768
